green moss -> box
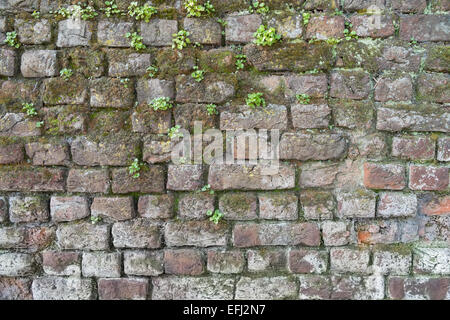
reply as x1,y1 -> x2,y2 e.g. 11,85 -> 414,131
336,40 -> 381,73
198,49 -> 236,73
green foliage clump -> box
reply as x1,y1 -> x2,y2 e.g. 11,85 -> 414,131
129,158 -> 143,179
102,0 -> 123,17
207,209 -> 224,224
296,93 -> 311,104
344,22 -> 358,40
235,54 -> 247,70
22,102 -> 38,117
55,4 -> 98,20
172,30 -> 191,50
249,1 -> 269,14
4,32 -> 20,48
246,92 -> 266,108
184,0 -> 215,18
126,32 -> 146,51
168,125 -> 184,139
191,66 -> 205,82
31,10 -> 40,19
146,65 -> 158,78
120,78 -> 130,88
205,104 -> 218,115
200,184 -> 215,194
253,25 -> 281,46
127,2 -> 157,22
60,68 -> 73,81
90,216 -> 102,224
149,97 -> 173,111
302,12 -> 311,26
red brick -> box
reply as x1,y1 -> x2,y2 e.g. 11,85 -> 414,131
350,15 -> 395,38
67,169 -> 110,193
392,136 -> 435,160
0,166 -> 65,192
164,249 -> 204,275
42,251 -> 80,276
400,15 -> 450,42
50,196 -> 89,222
111,166 -> 165,194
91,197 -> 135,221
0,143 -> 24,164
417,73 -> 449,104
419,194 -> 450,216
233,222 -> 320,247
389,277 -> 450,300
98,278 -> 149,300
409,165 -> 449,191
306,16 -> 344,40
289,249 -> 328,274
364,163 -> 406,190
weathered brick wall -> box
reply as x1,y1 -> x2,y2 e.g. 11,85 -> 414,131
0,0 -> 449,300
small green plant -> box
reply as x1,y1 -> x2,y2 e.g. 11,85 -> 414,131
126,32 -> 146,51
120,78 -> 130,88
217,18 -> 227,27
206,104 -> 218,115
326,37 -> 341,45
22,103 -> 38,117
235,54 -> 247,70
296,93 -> 311,104
102,0 -> 123,17
149,97 -> 173,111
344,22 -> 358,40
246,92 -> 266,108
55,4 -> 98,20
172,30 -> 191,50
302,12 -> 311,26
59,68 -> 73,81
168,125 -> 184,139
206,209 -> 224,224
191,66 -> 205,82
410,37 -> 418,45
4,31 -> 20,48
253,25 -> 281,46
184,0 -> 215,18
35,121 -> 44,128
146,65 -> 158,78
90,216 -> 102,224
127,2 -> 157,22
200,184 -> 215,194
333,8 -> 343,16
128,158 -> 143,179
31,10 -> 40,19
249,1 -> 270,14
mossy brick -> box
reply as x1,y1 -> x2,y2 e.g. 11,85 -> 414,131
0,0 -> 38,11
25,140 -> 69,166
108,50 -> 152,77
178,192 -> 215,220
123,250 -> 164,276
167,164 -> 203,191
88,110 -> 132,135
0,48 -> 15,77
416,73 -> 449,104
330,99 -> 374,129
387,0 -> 427,12
67,169 -> 110,193
225,13 -> 262,43
110,166 -> 166,194
136,79 -> 175,103
175,74 -> 236,103
300,190 -> 334,220
267,13 -> 303,39
244,42 -> 335,73
259,192 -> 298,220
219,192 -> 257,221
376,103 -> 450,132
220,104 -> 288,130
60,48 -> 105,78
164,220 -> 229,247
91,197 -> 135,222
42,76 -> 88,105
336,40 -> 382,73
280,133 -> 347,161
374,74 -> 413,102
174,103 -> 218,131
330,69 -> 371,100
0,142 -> 24,164
291,104 -> 331,129
424,45 -> 450,73
336,189 -> 376,218
141,19 -> 178,46
183,18 -> 221,45
15,19 -> 51,44
90,77 -> 135,108
9,196 -> 49,223
198,48 -> 236,73
71,135 -> 139,166
155,47 -> 197,77
97,21 -> 134,47
142,135 -> 175,163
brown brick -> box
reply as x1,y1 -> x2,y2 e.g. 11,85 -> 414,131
98,278 -> 148,300
0,166 -> 65,192
138,194 -> 174,219
50,196 -> 89,222
164,249 -> 204,275
392,136 -> 435,160
42,251 -> 80,276
400,15 -> 450,42
409,165 -> 449,191
289,249 -> 328,274
207,250 -> 244,274
364,162 -> 406,190
91,197 -> 135,221
306,15 -> 344,40
111,166 -> 165,194
418,194 -> 450,216
0,143 -> 24,164
67,169 -> 110,193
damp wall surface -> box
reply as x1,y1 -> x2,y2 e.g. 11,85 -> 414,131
0,0 -> 449,300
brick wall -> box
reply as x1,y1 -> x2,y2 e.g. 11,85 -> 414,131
0,0 -> 449,300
